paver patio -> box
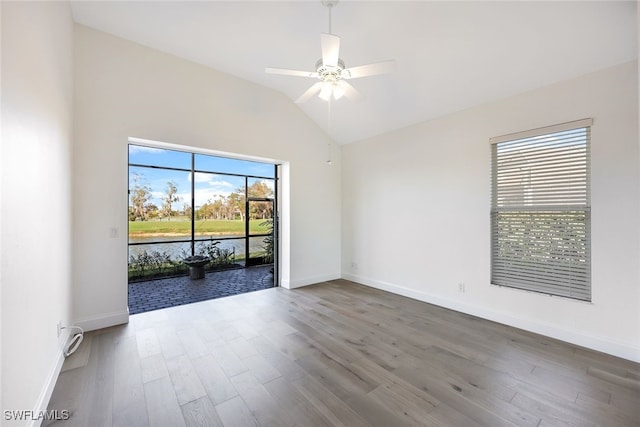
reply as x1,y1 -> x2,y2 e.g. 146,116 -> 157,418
128,265 -> 274,314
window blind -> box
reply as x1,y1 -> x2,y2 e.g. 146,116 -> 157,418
490,119 -> 591,301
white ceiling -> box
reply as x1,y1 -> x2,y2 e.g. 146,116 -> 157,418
70,1 -> 637,144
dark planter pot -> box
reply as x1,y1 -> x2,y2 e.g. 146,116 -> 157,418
183,256 -> 209,280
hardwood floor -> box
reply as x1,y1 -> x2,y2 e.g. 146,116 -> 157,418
46,280 -> 640,426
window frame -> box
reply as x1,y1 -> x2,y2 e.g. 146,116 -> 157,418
490,118 -> 592,301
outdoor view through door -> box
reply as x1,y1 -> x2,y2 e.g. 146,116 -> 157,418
127,143 -> 277,313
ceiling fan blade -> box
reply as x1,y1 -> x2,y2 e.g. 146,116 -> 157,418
265,67 -> 319,78
343,60 -> 396,79
337,80 -> 362,102
295,82 -> 323,103
320,33 -> 340,67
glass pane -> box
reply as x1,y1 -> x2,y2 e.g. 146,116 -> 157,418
248,200 -> 273,223
195,154 -> 274,178
247,177 -> 274,199
129,166 -> 192,243
249,236 -> 268,258
194,173 -> 246,238
128,242 -> 191,281
246,236 -> 274,267
129,144 -> 191,169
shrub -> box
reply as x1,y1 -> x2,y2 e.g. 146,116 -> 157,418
196,239 -> 236,269
128,249 -> 185,281
260,219 -> 274,263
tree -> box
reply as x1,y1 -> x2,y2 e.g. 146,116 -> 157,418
161,181 -> 181,221
247,181 -> 273,219
130,173 -> 152,221
183,203 -> 192,219
196,200 -> 215,220
212,196 -> 224,220
247,181 -> 274,220
146,203 -> 160,219
247,181 -> 274,198
227,191 -> 245,221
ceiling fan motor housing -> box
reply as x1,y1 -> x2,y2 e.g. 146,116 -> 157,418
315,58 -> 346,82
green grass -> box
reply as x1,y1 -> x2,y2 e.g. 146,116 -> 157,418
129,219 -> 270,236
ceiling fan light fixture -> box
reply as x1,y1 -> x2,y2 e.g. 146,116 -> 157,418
332,84 -> 345,100
319,82 -> 333,100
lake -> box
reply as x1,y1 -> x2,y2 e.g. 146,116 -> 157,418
128,234 -> 269,260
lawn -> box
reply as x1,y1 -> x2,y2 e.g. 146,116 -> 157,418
129,219 -> 270,236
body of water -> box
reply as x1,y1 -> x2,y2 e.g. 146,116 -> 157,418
128,234 -> 268,260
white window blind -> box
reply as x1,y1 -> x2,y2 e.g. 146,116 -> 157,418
490,119 -> 592,301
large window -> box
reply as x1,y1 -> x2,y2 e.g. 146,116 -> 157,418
490,118 -> 592,301
128,144 -> 277,281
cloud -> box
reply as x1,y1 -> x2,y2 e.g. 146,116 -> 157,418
193,188 -> 235,207
187,172 -> 214,183
208,180 -> 234,188
188,173 -> 237,192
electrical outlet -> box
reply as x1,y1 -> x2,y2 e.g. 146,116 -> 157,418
458,283 -> 465,293
57,321 -> 62,337
351,262 -> 358,270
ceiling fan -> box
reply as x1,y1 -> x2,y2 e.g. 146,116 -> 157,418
265,0 -> 395,103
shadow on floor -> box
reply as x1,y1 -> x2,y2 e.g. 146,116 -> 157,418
128,265 -> 274,314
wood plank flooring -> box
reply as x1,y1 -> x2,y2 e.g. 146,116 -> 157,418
45,280 -> 640,426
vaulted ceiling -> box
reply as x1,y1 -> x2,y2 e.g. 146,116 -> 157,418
70,1 -> 637,144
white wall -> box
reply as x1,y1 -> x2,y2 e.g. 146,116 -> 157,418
72,25 -> 341,330
637,0 -> 640,310
1,0 -> 4,414
342,61 -> 640,362
1,1 -> 74,424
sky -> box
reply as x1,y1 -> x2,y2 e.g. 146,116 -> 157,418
129,145 -> 275,210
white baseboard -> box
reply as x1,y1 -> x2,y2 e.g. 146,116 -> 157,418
281,273 -> 341,289
30,329 -> 71,427
74,308 -> 129,332
342,273 -> 640,363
